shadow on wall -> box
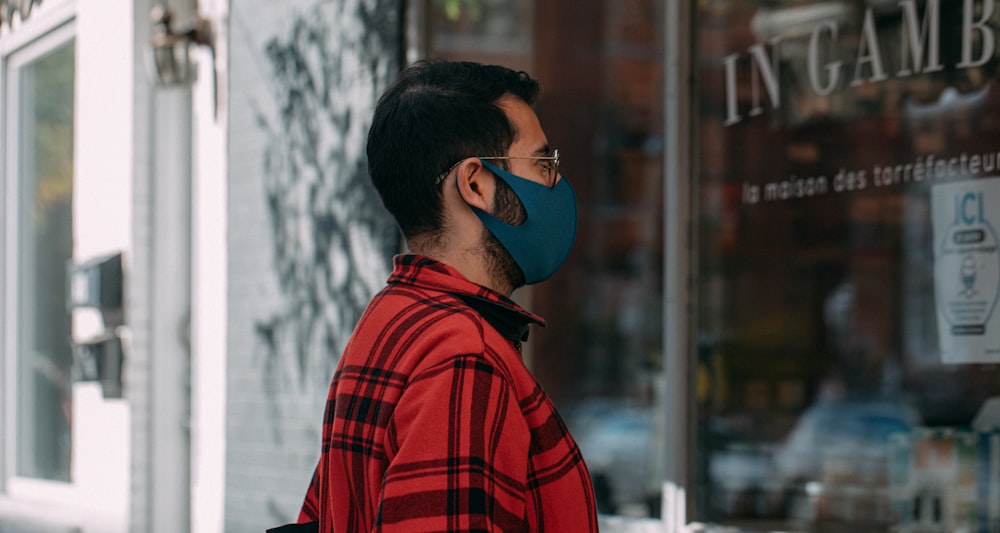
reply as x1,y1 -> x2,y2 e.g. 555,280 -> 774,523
251,0 -> 402,445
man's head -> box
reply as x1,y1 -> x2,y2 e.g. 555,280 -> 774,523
367,60 -> 574,294
367,60 -> 538,239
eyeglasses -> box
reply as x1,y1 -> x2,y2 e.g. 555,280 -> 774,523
434,149 -> 560,186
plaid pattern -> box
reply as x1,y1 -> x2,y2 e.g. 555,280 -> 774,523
299,255 -> 598,532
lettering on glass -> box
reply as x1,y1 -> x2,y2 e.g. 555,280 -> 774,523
723,0 -> 997,126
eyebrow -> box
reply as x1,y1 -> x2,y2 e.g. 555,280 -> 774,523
533,144 -> 552,156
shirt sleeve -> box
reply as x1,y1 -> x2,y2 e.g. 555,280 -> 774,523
376,354 -> 530,532
297,463 -> 321,523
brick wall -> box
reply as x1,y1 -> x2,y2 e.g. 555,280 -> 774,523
226,0 -> 401,529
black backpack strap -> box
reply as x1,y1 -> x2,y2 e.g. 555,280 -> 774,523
266,522 -> 318,533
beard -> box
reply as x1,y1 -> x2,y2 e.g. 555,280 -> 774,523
482,177 -> 526,292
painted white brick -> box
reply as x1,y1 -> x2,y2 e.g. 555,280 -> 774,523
225,1 -> 400,528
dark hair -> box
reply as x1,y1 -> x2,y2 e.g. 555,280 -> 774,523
366,59 -> 540,239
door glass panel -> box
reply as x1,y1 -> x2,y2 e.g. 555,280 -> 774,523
695,2 -> 1000,531
15,40 -> 75,482
421,0 -> 667,518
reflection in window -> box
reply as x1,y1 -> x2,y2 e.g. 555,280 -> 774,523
15,41 -> 75,482
431,0 -> 531,49
697,2 -> 1000,531
420,0 -> 666,518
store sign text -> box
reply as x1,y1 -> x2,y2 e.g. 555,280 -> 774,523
723,0 -> 998,126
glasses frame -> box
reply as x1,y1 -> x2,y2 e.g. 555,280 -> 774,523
434,149 -> 560,186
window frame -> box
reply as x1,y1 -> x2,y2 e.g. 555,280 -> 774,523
662,0 -> 696,525
1,2 -> 77,501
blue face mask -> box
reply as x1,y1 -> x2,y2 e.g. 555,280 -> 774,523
471,160 -> 578,284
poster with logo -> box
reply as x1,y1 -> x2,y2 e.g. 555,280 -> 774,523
932,177 -> 1000,364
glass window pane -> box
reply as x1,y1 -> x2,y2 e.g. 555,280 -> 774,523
15,40 -> 75,482
695,2 -> 1000,531
423,0 -> 666,518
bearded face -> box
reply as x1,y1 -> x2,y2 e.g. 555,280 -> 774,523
482,176 -> 527,292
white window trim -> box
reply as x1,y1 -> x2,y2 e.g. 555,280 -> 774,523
1,2 -> 77,505
0,0 -> 75,57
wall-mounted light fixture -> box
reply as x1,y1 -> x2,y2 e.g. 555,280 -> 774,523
0,0 -> 42,28
146,3 -> 219,117
146,3 -> 214,87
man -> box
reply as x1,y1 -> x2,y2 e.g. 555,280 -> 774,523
295,59 -> 597,532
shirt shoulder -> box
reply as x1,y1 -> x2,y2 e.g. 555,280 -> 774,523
345,283 -> 485,366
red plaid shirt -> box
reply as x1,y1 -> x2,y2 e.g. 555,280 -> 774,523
298,255 -> 598,532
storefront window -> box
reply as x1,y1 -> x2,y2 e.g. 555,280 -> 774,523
696,2 -> 1000,531
419,0 -> 667,518
10,40 -> 76,482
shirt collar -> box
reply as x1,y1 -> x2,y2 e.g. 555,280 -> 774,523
388,254 -> 546,340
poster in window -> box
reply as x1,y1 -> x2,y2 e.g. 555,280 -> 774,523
932,177 -> 1000,364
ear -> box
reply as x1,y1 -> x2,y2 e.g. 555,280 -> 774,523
453,158 -> 492,211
